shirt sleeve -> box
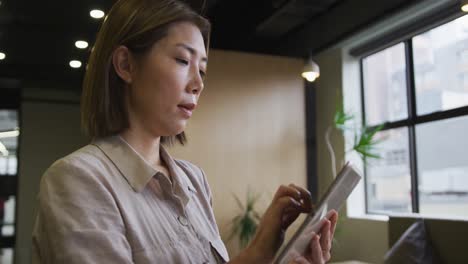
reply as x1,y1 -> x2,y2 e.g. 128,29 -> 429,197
32,158 -> 133,264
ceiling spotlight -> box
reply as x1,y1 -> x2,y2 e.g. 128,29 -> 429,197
90,9 -> 105,19
69,60 -> 82,68
301,57 -> 320,83
0,52 -> 5,60
462,0 -> 468,12
75,40 -> 89,49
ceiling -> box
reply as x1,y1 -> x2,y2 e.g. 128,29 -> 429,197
0,0 -> 423,91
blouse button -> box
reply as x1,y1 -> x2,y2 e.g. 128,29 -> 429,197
178,215 -> 189,226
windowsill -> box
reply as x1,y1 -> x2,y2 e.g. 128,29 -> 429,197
387,212 -> 468,222
347,212 -> 468,222
347,214 -> 389,222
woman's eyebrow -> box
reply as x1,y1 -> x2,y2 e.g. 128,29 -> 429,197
175,43 -> 208,63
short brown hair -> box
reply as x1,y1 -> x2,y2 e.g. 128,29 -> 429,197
81,0 -> 211,146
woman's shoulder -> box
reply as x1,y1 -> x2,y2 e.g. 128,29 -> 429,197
42,144 -> 110,185
49,144 -> 107,170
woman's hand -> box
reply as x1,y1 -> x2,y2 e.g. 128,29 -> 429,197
288,211 -> 338,264
242,183 -> 313,262
234,183 -> 338,264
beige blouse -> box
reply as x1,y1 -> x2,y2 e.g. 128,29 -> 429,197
32,135 -> 230,264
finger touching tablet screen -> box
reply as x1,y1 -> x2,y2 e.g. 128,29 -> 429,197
274,162 -> 362,264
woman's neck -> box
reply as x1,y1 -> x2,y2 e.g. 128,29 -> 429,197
119,128 -> 163,168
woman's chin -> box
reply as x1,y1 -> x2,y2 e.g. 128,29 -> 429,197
154,120 -> 187,137
166,123 -> 187,136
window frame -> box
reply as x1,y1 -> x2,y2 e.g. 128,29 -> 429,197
359,13 -> 468,215
0,88 -> 21,254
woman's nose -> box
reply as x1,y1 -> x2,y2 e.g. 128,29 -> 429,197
187,70 -> 204,94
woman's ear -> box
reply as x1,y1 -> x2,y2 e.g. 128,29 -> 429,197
112,45 -> 135,84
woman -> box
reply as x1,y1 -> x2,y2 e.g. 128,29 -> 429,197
32,0 -> 338,263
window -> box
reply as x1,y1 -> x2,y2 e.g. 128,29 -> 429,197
0,87 -> 20,264
360,14 -> 468,219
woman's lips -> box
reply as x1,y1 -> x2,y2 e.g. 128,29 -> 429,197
179,106 -> 192,118
178,104 -> 196,118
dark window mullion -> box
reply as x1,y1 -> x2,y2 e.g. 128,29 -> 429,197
359,59 -> 370,214
368,105 -> 468,132
368,119 -> 410,131
405,39 -> 420,213
415,105 -> 468,124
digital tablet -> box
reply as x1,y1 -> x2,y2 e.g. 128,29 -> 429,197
273,162 -> 362,264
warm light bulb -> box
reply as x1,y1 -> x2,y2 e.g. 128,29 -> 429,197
0,52 -> 5,60
462,4 -> 468,12
75,40 -> 89,49
69,60 -> 82,68
90,9 -> 105,19
302,71 -> 320,82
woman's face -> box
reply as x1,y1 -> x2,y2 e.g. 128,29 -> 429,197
126,21 -> 207,137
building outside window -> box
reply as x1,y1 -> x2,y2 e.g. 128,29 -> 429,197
359,14 -> 468,219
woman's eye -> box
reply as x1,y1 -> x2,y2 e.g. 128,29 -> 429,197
175,58 -> 189,65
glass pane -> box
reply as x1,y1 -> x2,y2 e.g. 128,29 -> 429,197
0,110 -> 18,131
1,196 -> 15,238
413,14 -> 468,115
366,128 -> 412,214
363,43 -> 409,126
0,110 -> 18,176
0,157 -> 6,175
1,196 -> 15,228
0,110 -> 18,241
416,116 -> 468,219
0,248 -> 14,264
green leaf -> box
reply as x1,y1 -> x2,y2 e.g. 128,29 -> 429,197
229,188 -> 261,248
334,102 -> 354,130
227,218 -> 242,242
353,124 -> 385,161
232,193 -> 245,211
230,215 -> 242,225
246,191 -> 261,211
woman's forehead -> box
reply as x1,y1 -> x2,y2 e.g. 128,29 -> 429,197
165,22 -> 207,57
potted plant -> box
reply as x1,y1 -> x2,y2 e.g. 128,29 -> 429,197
227,189 -> 262,249
326,102 -> 384,177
